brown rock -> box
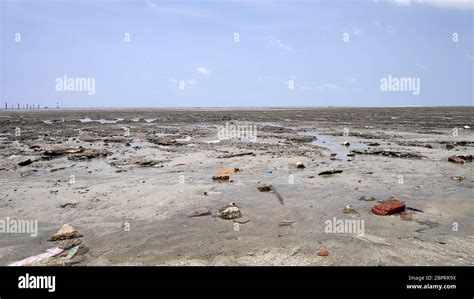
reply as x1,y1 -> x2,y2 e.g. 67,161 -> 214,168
316,248 -> 329,257
371,198 -> 406,216
257,183 -> 272,192
448,155 -> 473,164
446,144 -> 455,150
212,175 -> 230,182
49,224 -> 83,241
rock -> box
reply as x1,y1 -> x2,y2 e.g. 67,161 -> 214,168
451,176 -> 464,182
347,152 -> 355,157
343,205 -> 359,215
186,207 -> 211,217
295,162 -> 305,169
318,170 -> 343,176
358,195 -> 376,201
368,142 -> 380,146
425,144 -> 433,149
446,144 -> 455,150
20,170 -> 33,177
341,141 -> 350,147
257,183 -> 272,192
212,175 -> 230,182
371,198 -> 406,216
448,155 -> 473,164
219,202 -> 242,220
18,159 -> 33,167
49,224 -> 83,241
316,248 -> 329,257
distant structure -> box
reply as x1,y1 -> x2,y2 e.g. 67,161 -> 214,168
57,101 -> 59,109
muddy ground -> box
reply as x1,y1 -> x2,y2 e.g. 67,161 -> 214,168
0,107 -> 473,266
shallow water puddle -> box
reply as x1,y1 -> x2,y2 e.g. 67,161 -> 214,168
300,131 -> 368,157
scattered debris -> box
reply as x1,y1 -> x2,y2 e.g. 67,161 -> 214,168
278,220 -> 295,227
18,159 -> 33,167
186,207 -> 212,217
217,152 -> 255,159
446,144 -> 455,150
48,224 -> 83,241
406,207 -> 424,213
316,248 -> 329,257
318,170 -> 343,176
352,149 -> 425,159
57,238 -> 83,250
371,198 -> 406,216
448,155 -> 473,164
212,175 -> 230,182
20,170 -> 33,177
368,142 -> 380,146
265,168 -> 273,174
452,176 -> 465,182
347,152 -> 355,157
343,205 -> 359,215
59,202 -> 77,208
219,202 -> 242,220
341,141 -> 350,147
8,247 -> 64,266
295,162 -> 305,169
257,183 -> 272,192
358,195 -> 376,201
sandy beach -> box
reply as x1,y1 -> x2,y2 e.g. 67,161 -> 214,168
0,107 -> 473,266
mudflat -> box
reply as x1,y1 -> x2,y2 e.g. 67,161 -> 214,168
0,107 -> 472,266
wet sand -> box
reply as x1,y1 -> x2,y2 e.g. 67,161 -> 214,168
0,107 -> 473,266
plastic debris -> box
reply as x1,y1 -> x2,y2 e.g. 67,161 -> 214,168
8,247 -> 63,266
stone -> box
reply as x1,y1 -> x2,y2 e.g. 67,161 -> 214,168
316,248 -> 329,257
371,198 -> 406,216
49,224 -> 82,241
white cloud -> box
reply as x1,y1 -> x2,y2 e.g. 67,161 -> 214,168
390,0 -> 474,10
197,66 -> 211,75
265,35 -> 292,51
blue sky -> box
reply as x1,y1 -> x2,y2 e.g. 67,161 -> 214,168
1,0 -> 473,107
